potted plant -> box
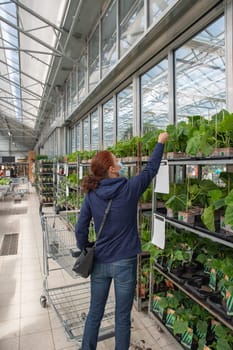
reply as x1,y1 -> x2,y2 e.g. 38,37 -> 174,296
165,183 -> 187,218
211,109 -> 233,157
165,121 -> 189,159
222,188 -> 233,233
208,321 -> 233,349
177,178 -> 204,225
217,256 -> 233,317
141,129 -> 164,157
185,115 -> 215,157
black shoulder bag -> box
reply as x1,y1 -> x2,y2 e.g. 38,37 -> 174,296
72,200 -> 112,278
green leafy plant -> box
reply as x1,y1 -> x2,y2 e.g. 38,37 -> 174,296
141,129 -> 164,155
165,121 -> 189,153
217,257 -> 233,293
141,184 -> 152,203
0,178 -> 11,185
108,136 -> 141,157
212,323 -> 233,350
185,115 -> 215,157
224,189 -> 233,226
211,109 -> 233,148
165,183 -> 187,215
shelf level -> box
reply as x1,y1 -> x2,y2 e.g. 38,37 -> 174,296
163,215 -> 233,249
166,156 -> 233,166
153,264 -> 233,332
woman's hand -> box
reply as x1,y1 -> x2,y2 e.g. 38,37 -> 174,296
158,132 -> 169,144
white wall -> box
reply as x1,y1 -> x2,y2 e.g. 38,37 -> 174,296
0,135 -> 29,161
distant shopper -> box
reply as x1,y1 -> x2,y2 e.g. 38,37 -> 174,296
10,166 -> 15,177
75,132 -> 168,350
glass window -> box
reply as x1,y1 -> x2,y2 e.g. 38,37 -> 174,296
50,107 -> 55,124
91,110 -> 99,150
71,66 -> 78,112
149,0 -> 177,26
59,97 -> 64,122
64,83 -> 68,118
78,51 -> 87,104
88,25 -> 100,91
83,117 -> 90,150
66,77 -> 71,116
103,98 -> 114,148
117,84 -> 133,141
55,98 -> 61,120
76,124 -> 81,150
141,58 -> 169,134
175,16 -> 225,121
120,0 -> 144,57
71,127 -> 76,153
101,1 -> 117,78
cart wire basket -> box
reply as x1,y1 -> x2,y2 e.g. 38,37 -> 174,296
40,212 -> 115,347
41,213 -> 79,278
47,282 -> 115,343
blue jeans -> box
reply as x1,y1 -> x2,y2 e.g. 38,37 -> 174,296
81,256 -> 137,350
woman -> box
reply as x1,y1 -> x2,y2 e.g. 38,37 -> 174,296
75,132 -> 168,350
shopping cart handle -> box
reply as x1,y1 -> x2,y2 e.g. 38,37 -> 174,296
70,248 -> 82,258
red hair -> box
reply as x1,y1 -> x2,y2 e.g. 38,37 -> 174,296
81,151 -> 114,192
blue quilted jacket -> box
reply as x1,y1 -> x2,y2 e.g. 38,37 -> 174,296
75,142 -> 164,263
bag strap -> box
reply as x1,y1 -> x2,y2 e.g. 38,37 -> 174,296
95,199 -> 112,243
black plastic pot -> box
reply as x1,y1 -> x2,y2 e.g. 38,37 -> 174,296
168,266 -> 186,284
185,276 -> 213,299
183,261 -> 202,274
206,294 -> 232,320
170,265 -> 185,276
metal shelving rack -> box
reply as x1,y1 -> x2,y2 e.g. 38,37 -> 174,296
36,159 -> 54,207
149,155 -> 233,348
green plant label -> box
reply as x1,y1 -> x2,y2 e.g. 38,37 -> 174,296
210,319 -> 220,335
220,284 -> 226,297
165,308 -> 176,331
204,262 -> 211,275
181,327 -> 193,349
196,327 -> 207,340
219,274 -> 232,297
209,268 -> 217,291
217,269 -> 224,280
152,297 -> 164,320
226,290 -> 233,316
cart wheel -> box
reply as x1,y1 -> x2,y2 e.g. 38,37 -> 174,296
81,312 -> 87,320
40,295 -> 47,308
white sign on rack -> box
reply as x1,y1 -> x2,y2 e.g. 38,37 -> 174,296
154,160 -> 169,194
79,166 -> 83,179
152,214 -> 165,249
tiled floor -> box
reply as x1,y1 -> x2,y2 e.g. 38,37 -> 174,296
0,185 -> 182,350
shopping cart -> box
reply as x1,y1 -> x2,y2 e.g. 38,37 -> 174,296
11,176 -> 30,200
0,184 -> 10,200
40,212 -> 115,348
0,177 -> 30,201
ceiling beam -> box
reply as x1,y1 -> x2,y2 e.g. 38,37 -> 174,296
36,0 -> 84,130
0,74 -> 47,100
0,58 -> 46,89
0,35 -> 51,67
0,86 -> 40,111
0,14 -> 73,61
11,0 -> 66,35
0,100 -> 37,120
0,46 -> 63,57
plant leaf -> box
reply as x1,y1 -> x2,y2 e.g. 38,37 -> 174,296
201,206 -> 215,232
